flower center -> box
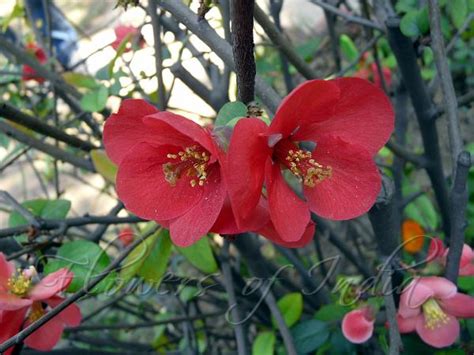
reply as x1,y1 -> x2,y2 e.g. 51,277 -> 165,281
422,298 -> 449,330
274,140 -> 332,187
7,267 -> 35,297
163,145 -> 210,187
29,302 -> 46,322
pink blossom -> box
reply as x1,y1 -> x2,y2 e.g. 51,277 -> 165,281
341,306 -> 375,344
427,238 -> 474,276
0,253 -> 81,354
397,276 -> 474,348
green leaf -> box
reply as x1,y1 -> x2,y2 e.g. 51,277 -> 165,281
416,6 -> 430,35
404,185 -> 439,230
252,331 -> 276,355
9,199 -> 71,228
339,34 -> 359,62
314,304 -> 350,321
0,2 -> 24,32
175,237 -> 218,274
215,102 -> 247,127
138,229 -> 172,284
448,0 -> 468,29
120,227 -> 166,283
400,11 -> 421,37
272,292 -> 303,328
80,85 -> 108,112
90,150 -> 118,183
44,240 -> 115,294
458,276 -> 474,292
329,329 -> 356,354
291,319 -> 329,354
63,72 -> 100,90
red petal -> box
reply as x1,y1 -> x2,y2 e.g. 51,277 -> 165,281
266,160 -> 310,242
46,296 -> 82,327
398,279 -> 433,318
0,253 -> 14,290
0,292 -> 33,310
439,293 -> 474,318
396,314 -> 418,333
294,77 -> 394,156
0,308 -> 28,355
259,220 -> 315,248
103,99 -> 159,164
169,167 -> 226,247
303,135 -> 381,220
417,276 -> 457,300
144,112 -> 217,155
24,315 -> 65,351
341,308 -> 374,344
415,313 -> 459,348
226,118 -> 271,225
29,269 -> 73,301
269,79 -> 340,138
116,143 -> 203,221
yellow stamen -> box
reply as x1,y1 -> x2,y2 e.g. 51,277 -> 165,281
163,146 -> 210,188
422,298 -> 449,330
28,302 -> 45,322
285,149 -> 332,187
7,268 -> 33,297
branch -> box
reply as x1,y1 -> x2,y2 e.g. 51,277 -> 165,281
0,102 -> 97,151
385,17 -> 451,236
0,120 -> 95,172
427,0 -> 463,164
309,0 -> 384,31
157,0 -> 281,113
148,0 -> 167,110
0,227 -> 159,353
231,0 -> 256,104
445,151 -> 471,282
385,139 -> 428,167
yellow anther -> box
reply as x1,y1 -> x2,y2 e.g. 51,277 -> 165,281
28,302 -> 45,322
7,269 -> 33,297
285,149 -> 332,187
163,146 -> 210,188
422,299 -> 450,330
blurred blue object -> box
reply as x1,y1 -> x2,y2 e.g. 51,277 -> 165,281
25,0 -> 78,68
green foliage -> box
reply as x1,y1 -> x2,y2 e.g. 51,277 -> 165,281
314,303 -> 350,321
339,34 -> 359,62
80,85 -> 108,112
175,236 -> 218,274
447,0 -> 468,29
44,240 -> 115,293
215,101 -> 248,127
252,331 -> 276,355
403,184 -> 439,230
90,150 -> 118,183
291,319 -> 330,354
272,292 -> 303,328
120,228 -> 172,286
400,7 -> 429,37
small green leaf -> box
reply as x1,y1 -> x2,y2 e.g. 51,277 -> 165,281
314,304 -> 350,321
291,319 -> 329,354
175,237 -> 218,274
80,85 -> 108,112
44,240 -> 115,294
400,11 -> 421,37
272,292 -> 303,328
63,72 -> 100,90
215,102 -> 247,127
448,0 -> 468,29
9,199 -> 71,227
138,229 -> 172,285
252,331 -> 276,355
404,184 -> 439,230
458,276 -> 474,292
120,227 -> 165,283
91,150 -> 117,183
416,6 -> 430,34
339,34 -> 359,62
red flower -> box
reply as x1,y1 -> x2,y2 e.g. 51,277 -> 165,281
103,99 -> 313,248
111,25 -> 145,51
0,253 -> 81,354
342,306 -> 375,344
22,43 -> 47,83
104,99 -> 236,247
427,237 -> 474,276
226,78 -> 394,242
118,226 -> 135,246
